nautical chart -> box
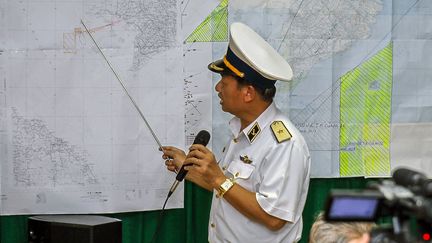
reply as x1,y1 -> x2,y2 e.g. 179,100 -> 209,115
1,0 -> 432,214
210,0 -> 432,178
0,0 -> 187,214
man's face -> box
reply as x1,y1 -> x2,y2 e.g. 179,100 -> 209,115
214,74 -> 244,115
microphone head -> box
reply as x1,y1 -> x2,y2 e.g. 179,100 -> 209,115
393,167 -> 427,188
393,168 -> 432,197
193,130 -> 211,146
422,180 -> 432,197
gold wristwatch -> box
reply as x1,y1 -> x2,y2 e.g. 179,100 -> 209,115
216,178 -> 235,198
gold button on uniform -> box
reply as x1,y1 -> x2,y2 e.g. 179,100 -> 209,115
233,138 -> 238,143
211,223 -> 215,228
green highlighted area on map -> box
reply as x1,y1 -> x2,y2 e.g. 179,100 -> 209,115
185,0 -> 228,43
340,42 -> 393,177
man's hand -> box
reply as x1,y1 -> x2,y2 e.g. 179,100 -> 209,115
161,146 -> 186,173
183,144 -> 226,189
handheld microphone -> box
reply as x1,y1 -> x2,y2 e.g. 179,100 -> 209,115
167,130 -> 211,197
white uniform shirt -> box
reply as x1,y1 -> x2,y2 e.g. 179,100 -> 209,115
208,102 -> 311,243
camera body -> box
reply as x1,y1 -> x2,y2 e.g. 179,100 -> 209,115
324,168 -> 432,243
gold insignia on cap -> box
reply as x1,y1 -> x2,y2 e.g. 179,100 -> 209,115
247,122 -> 261,142
209,62 -> 224,72
270,121 -> 292,143
240,155 -> 252,164
223,56 -> 245,78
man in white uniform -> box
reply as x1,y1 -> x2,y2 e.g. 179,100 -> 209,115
163,22 -> 311,243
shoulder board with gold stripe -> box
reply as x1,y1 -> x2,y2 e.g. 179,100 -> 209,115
270,121 -> 292,143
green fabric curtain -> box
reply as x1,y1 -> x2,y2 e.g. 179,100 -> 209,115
0,178 -> 371,243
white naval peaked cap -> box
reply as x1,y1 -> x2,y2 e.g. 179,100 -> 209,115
208,22 -> 293,89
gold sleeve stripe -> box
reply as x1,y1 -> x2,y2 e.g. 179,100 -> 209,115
223,56 -> 245,78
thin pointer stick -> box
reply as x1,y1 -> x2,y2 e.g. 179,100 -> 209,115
80,19 -> 163,150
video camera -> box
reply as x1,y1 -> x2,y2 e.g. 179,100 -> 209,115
324,168 -> 432,243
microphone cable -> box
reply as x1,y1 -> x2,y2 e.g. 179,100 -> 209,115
150,130 -> 211,242
149,193 -> 170,243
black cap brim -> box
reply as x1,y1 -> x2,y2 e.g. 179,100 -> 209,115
207,59 -> 225,73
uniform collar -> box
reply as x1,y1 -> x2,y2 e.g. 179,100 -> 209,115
229,102 -> 278,144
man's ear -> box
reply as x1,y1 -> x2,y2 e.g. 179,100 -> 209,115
243,85 -> 256,103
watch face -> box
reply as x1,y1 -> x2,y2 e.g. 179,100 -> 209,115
221,183 -> 229,190
217,179 -> 235,198
221,180 -> 233,190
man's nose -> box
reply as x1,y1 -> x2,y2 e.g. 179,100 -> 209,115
215,80 -> 221,92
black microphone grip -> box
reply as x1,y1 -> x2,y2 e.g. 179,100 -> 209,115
167,130 -> 210,197
176,130 -> 210,181
176,165 -> 189,181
